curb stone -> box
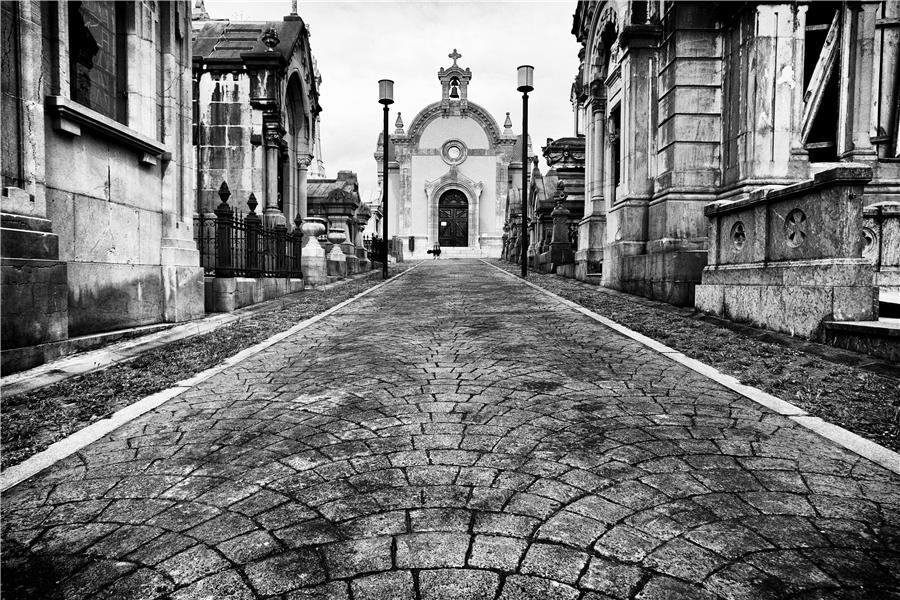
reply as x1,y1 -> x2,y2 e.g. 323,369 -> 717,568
0,263 -> 422,492
481,259 -> 900,475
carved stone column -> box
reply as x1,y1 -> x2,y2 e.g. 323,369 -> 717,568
575,79 -> 608,281
263,121 -> 286,228
589,80 -> 606,212
840,1 -> 879,162
297,155 -> 310,220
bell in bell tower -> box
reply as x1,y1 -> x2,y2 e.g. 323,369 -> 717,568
438,48 -> 472,113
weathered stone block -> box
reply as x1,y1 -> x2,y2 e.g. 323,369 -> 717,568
723,285 -> 763,324
694,283 -> 723,314
162,265 -> 205,323
658,115 -> 721,148
67,263 -> 164,336
1,258 -> 68,349
832,286 -> 878,322
658,87 -> 721,122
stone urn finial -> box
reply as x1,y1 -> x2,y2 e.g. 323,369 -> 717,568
261,27 -> 280,52
301,216 -> 327,239
247,192 -> 258,214
327,228 -> 347,245
218,181 -> 231,206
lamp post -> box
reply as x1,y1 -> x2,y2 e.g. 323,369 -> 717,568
378,79 -> 394,280
517,65 -> 533,278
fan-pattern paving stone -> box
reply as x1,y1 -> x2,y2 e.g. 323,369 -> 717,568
2,260 -> 899,599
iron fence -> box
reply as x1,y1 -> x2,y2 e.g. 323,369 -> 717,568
194,206 -> 303,278
363,235 -> 385,264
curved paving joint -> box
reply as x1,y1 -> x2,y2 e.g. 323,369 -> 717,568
2,260 -> 899,600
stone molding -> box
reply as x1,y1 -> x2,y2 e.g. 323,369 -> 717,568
45,96 -> 168,165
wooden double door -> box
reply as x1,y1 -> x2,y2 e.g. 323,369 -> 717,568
438,190 -> 468,247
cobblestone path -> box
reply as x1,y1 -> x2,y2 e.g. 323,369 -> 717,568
3,260 -> 899,600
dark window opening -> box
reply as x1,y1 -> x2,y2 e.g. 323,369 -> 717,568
803,2 -> 841,162
609,105 -> 622,192
69,1 -> 126,122
631,1 -> 648,24
1,1 -> 24,189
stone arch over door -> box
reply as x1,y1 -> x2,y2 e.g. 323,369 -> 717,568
424,173 -> 483,249
438,189 -> 469,247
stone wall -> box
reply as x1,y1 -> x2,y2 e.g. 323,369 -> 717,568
2,1 -> 204,374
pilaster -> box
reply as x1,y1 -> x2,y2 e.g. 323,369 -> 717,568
840,1 -> 880,162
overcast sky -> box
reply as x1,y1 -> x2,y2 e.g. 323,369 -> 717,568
204,1 -> 581,198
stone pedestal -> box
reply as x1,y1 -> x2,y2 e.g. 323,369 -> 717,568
575,215 -> 605,281
356,224 -> 370,271
326,228 -> 348,278
550,201 -> 574,267
300,217 -> 328,286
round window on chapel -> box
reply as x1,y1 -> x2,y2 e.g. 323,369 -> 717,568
442,140 -> 467,165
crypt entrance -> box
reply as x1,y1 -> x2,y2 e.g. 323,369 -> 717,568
438,190 -> 469,247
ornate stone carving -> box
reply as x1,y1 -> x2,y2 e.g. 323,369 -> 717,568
784,209 -> 808,248
862,226 -> 878,262
730,221 -> 746,251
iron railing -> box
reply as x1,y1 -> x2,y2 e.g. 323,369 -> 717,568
194,183 -> 303,278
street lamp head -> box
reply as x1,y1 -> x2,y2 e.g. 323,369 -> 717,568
378,79 -> 394,105
517,65 -> 534,93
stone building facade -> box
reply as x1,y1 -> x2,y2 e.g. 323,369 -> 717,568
2,0 -> 203,372
192,8 -> 322,229
376,50 -> 526,259
571,0 -> 900,343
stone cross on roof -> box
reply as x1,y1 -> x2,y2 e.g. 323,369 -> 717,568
449,49 -> 461,66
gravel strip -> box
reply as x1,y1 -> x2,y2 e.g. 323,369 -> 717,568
1,266 -> 412,471
488,259 -> 900,452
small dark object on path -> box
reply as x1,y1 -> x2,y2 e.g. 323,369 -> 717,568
427,244 -> 442,259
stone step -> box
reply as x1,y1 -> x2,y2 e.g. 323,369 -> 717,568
434,248 -> 485,259
823,319 -> 900,363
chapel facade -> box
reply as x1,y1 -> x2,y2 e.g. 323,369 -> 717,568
375,50 -> 529,259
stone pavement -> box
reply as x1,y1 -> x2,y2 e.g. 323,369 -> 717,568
2,260 -> 899,600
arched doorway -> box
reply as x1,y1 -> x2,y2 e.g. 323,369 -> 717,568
438,189 -> 468,247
